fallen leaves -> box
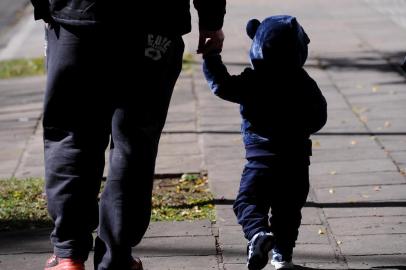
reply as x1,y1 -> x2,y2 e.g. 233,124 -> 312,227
377,121 -> 392,131
372,86 -> 379,93
352,106 -> 368,115
360,116 -> 368,123
373,186 -> 382,192
151,174 -> 215,221
313,140 -> 321,148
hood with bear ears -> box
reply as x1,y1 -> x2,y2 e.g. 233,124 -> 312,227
246,15 -> 310,70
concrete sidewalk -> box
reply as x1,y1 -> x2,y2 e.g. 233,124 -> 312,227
1,0 -> 406,269
195,1 -> 406,269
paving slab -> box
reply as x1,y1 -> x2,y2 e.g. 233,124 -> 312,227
218,225 -> 330,246
0,221 -> 219,269
323,206 -> 406,219
144,220 -> 213,238
311,136 -> 382,151
0,254 -> 79,270
215,205 -> 238,227
346,254 -> 406,269
311,148 -> 388,164
337,234 -> 406,256
328,216 -> 406,236
379,136 -> 406,152
0,253 -> 221,270
214,205 -> 327,228
0,229 -> 51,254
314,184 -> 406,203
310,171 -> 405,189
221,243 -> 338,265
310,159 -> 398,176
301,207 -> 324,226
133,236 -> 216,257
139,256 -> 219,270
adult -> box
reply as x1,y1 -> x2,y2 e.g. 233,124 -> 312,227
29,1 -> 226,269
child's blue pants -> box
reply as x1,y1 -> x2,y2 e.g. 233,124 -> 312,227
233,157 -> 310,254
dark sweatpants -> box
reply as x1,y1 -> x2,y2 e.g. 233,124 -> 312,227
233,157 -> 310,256
44,24 -> 184,270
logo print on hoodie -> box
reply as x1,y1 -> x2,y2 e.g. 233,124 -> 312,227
145,34 -> 172,61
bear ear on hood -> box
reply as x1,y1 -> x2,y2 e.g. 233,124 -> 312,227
246,19 -> 261,40
290,17 -> 310,45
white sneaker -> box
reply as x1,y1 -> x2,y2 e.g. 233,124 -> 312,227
270,259 -> 295,270
271,249 -> 295,269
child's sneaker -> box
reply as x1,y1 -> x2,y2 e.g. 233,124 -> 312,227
247,231 -> 274,270
270,249 -> 295,270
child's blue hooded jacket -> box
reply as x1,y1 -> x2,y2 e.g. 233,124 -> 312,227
203,15 -> 327,159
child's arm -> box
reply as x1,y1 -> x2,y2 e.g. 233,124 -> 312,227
203,54 -> 252,104
305,77 -> 328,134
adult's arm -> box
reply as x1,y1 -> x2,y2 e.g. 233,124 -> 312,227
194,0 -> 226,54
193,0 -> 226,31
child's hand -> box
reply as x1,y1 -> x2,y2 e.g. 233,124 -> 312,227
197,29 -> 225,55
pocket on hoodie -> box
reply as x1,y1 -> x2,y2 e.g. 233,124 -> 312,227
50,0 -> 99,24
51,0 -> 95,13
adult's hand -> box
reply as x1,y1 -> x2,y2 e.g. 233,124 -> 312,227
197,29 -> 225,55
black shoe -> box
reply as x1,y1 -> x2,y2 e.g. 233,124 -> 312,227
247,232 -> 274,270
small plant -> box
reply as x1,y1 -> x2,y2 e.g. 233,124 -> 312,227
0,178 -> 50,230
182,53 -> 195,72
151,174 -> 215,221
0,174 -> 215,231
0,57 -> 45,79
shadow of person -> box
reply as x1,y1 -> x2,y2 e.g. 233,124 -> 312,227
296,265 -> 406,270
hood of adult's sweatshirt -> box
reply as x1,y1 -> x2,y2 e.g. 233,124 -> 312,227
246,15 -> 310,69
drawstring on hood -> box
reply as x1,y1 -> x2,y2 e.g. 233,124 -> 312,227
246,15 -> 310,70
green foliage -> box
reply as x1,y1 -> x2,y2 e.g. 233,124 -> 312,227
0,58 -> 45,79
182,53 -> 195,72
0,178 -> 51,230
0,54 -> 192,79
0,174 -> 215,231
151,174 -> 215,221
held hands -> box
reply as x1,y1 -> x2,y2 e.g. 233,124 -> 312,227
197,29 -> 225,57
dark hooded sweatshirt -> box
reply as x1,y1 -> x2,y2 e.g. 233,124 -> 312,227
30,0 -> 226,35
203,15 -> 327,159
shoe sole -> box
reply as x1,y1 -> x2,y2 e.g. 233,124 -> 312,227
270,260 -> 295,270
247,235 -> 274,270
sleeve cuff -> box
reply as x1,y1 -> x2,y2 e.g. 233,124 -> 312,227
194,0 -> 226,31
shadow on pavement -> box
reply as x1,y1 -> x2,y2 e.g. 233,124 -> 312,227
317,51 -> 406,74
297,266 -> 406,270
211,199 -> 406,208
